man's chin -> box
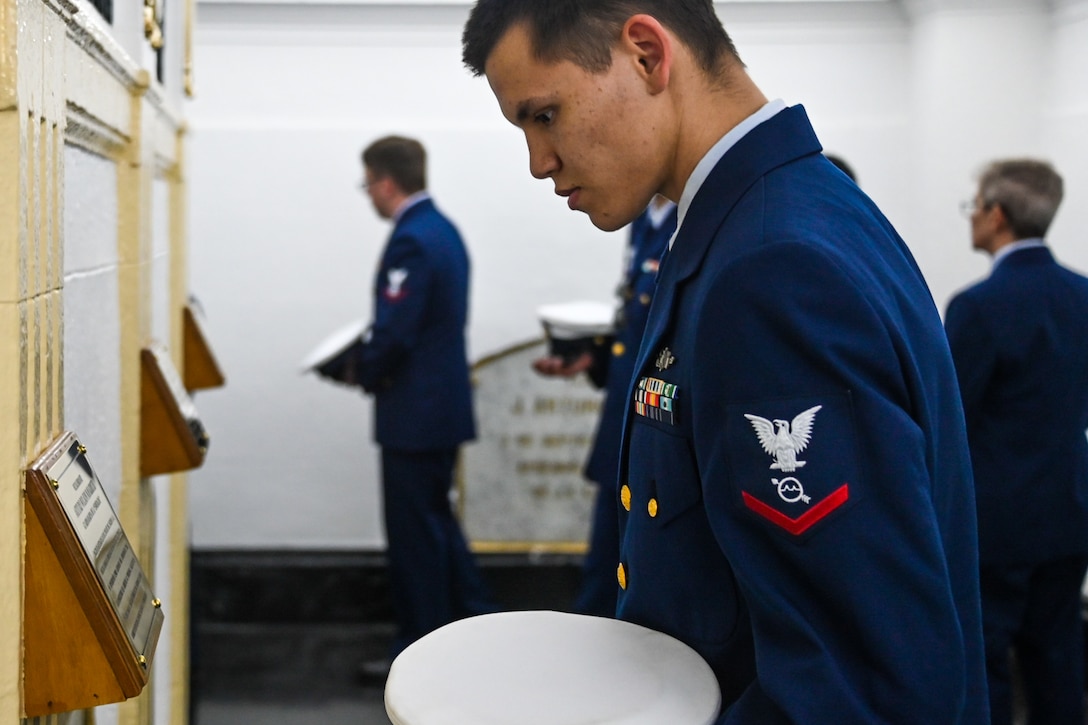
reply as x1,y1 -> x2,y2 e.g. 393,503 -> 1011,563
584,208 -> 636,233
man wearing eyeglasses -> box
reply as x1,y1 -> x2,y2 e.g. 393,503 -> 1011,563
355,135 -> 495,674
946,159 -> 1088,725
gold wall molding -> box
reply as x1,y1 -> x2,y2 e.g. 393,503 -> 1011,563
65,101 -> 128,159
61,5 -> 184,162
183,0 -> 194,97
1,0 -> 67,712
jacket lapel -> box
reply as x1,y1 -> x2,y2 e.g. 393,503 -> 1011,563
633,105 -> 824,381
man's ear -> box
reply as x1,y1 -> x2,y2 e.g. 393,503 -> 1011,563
621,14 -> 671,94
989,202 -> 1011,233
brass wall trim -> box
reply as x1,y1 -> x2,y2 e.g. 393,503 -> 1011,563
470,541 -> 589,555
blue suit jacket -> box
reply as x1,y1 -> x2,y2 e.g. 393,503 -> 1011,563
357,198 -> 476,451
616,107 -> 989,723
584,204 -> 677,488
945,246 -> 1088,565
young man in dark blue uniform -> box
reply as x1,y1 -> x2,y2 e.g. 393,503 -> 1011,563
356,136 -> 494,663
463,2 -> 989,722
535,196 -> 677,617
945,159 -> 1088,725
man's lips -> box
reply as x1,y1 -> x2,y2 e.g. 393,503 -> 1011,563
557,187 -> 581,210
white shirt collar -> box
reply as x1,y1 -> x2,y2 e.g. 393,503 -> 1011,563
646,199 -> 677,230
394,191 -> 430,222
992,238 -> 1046,268
670,99 -> 788,249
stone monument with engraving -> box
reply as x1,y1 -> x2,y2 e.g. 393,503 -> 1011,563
460,339 -> 606,553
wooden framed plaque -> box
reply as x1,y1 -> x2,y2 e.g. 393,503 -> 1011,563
141,342 -> 209,476
24,432 -> 164,716
183,303 -> 226,391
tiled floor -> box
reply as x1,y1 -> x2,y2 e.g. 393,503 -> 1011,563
196,697 -> 391,725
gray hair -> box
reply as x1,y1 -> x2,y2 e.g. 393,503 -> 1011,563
978,159 -> 1063,239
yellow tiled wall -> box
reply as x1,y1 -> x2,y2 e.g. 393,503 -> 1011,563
0,0 -> 193,722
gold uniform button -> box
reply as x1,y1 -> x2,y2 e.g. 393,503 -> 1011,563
639,293 -> 651,305
620,485 -> 631,512
617,563 -> 627,590
612,341 -> 625,357
648,498 -> 658,518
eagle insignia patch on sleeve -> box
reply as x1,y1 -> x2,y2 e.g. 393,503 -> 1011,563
727,396 -> 856,538
744,405 -> 822,473
383,268 -> 409,301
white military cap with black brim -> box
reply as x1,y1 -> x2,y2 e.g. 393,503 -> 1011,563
536,300 -> 615,363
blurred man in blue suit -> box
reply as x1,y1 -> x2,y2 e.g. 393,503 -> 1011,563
946,159 -> 1088,725
463,1 -> 988,721
355,136 -> 494,666
534,195 -> 677,617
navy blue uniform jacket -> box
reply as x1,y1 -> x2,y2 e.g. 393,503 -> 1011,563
945,246 -> 1088,565
616,107 -> 989,722
584,205 -> 676,488
357,198 -> 476,451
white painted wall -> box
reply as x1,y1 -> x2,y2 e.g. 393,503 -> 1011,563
906,0 -> 1050,312
1045,0 -> 1088,278
62,143 -> 123,725
186,0 -> 1088,549
64,145 -> 124,521
61,125 -> 182,725
62,151 -> 180,725
149,176 -> 173,725
187,3 -> 624,548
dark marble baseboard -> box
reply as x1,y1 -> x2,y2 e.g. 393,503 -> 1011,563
191,549 -> 585,625
195,622 -> 394,699
190,549 -> 585,708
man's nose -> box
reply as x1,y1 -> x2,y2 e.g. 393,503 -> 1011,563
527,138 -> 558,180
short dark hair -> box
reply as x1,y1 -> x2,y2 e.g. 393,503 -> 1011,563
361,136 -> 427,194
978,159 -> 1063,239
462,0 -> 740,78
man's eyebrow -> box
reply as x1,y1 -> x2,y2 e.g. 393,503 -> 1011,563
514,96 -> 553,123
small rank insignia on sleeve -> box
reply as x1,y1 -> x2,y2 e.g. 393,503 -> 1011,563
634,377 -> 677,425
383,268 -> 409,301
727,395 -> 855,538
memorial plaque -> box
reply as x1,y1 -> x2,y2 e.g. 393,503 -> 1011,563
26,433 -> 164,666
147,342 -> 202,431
183,303 -> 226,390
141,342 -> 210,475
460,339 -> 604,552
